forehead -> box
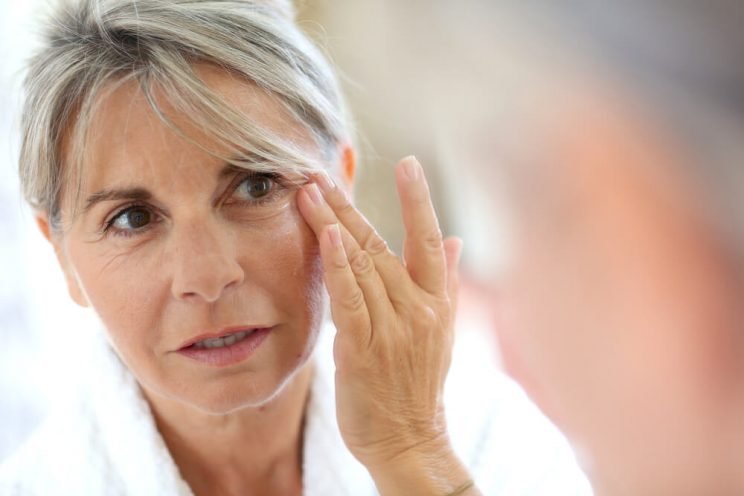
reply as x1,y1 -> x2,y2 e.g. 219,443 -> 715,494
76,64 -> 313,194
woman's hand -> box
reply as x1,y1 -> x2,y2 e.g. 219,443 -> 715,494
297,156 -> 479,496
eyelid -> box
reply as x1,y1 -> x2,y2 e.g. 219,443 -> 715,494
101,171 -> 294,237
102,202 -> 158,234
223,170 -> 288,203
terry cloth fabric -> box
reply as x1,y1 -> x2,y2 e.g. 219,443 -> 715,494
0,321 -> 592,495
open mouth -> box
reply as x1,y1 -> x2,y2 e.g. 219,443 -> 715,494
176,327 -> 273,367
189,329 -> 256,350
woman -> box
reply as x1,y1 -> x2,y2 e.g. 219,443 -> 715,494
421,1 -> 744,494
0,0 -> 589,494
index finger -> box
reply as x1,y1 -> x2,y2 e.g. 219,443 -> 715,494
312,170 -> 413,301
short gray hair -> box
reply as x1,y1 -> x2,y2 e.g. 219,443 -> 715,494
19,0 -> 349,231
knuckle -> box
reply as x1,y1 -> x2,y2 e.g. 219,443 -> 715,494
335,196 -> 356,215
416,304 -> 440,328
330,253 -> 349,270
362,231 -> 389,256
349,249 -> 375,276
341,287 -> 367,313
422,228 -> 444,251
401,302 -> 440,330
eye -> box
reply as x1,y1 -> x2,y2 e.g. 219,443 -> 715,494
109,206 -> 152,232
233,173 -> 276,201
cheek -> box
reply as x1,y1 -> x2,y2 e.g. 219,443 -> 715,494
239,207 -> 326,345
72,243 -> 165,334
69,205 -> 327,372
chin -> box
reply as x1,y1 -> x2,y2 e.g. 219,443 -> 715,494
182,353 -> 316,415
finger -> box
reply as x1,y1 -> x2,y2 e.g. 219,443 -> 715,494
317,223 -> 373,347
296,184 -> 394,336
395,156 -> 447,295
312,171 -> 412,298
442,236 -> 463,323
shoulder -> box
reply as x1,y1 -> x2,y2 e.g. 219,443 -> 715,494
445,327 -> 593,495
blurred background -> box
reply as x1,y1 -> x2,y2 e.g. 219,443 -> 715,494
0,0 -> 555,462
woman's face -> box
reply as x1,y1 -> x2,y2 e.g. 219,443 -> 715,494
46,65 -> 328,414
485,89 -> 744,494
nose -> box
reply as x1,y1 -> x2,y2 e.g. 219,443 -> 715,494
169,217 -> 245,303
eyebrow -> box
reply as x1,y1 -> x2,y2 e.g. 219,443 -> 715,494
82,164 -> 250,214
83,187 -> 152,214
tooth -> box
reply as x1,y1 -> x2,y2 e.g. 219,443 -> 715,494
205,338 -> 224,349
223,335 -> 237,346
235,331 -> 247,340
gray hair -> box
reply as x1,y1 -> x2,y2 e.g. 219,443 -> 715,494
19,0 -> 349,231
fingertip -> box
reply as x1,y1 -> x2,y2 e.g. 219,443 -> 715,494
314,170 -> 337,194
295,186 -> 313,217
443,236 -> 464,269
396,155 -> 422,183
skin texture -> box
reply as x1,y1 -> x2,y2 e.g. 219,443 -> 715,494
37,64 -> 328,495
36,63 -> 478,495
488,87 -> 744,496
297,166 -> 480,495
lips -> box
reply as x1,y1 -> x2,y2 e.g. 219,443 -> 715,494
177,326 -> 264,350
175,326 -> 274,367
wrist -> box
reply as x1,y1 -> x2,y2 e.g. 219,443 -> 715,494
366,438 -> 478,496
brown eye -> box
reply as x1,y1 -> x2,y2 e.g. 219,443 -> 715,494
235,174 -> 274,200
111,207 -> 152,231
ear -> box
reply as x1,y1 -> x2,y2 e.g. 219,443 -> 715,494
337,142 -> 356,194
35,212 -> 90,308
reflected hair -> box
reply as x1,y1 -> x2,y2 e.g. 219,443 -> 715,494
19,0 -> 349,232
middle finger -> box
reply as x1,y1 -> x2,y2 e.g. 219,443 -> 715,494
296,183 -> 395,329
312,171 -> 412,300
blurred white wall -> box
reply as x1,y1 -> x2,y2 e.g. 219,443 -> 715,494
0,0 -> 100,461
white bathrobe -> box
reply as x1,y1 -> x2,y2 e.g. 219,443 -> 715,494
0,322 -> 592,495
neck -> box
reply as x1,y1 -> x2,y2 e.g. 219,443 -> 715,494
143,362 -> 314,496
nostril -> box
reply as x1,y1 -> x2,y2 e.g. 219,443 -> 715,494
172,261 -> 244,303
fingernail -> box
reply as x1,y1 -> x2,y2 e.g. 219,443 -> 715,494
328,223 -> 342,247
307,183 -> 324,205
317,171 -> 336,193
402,156 -> 420,181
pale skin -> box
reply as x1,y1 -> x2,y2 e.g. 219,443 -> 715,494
35,64 -> 479,495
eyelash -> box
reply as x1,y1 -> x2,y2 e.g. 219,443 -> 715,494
226,171 -> 285,208
102,203 -> 156,239
102,172 -> 287,239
